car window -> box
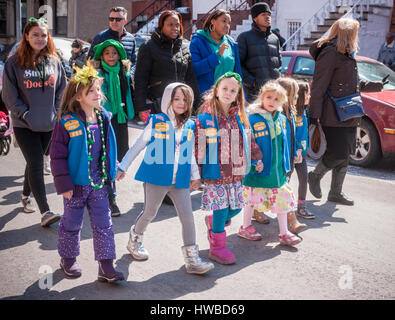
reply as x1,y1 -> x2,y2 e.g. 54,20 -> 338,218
281,55 -> 292,73
293,57 -> 315,75
357,61 -> 395,90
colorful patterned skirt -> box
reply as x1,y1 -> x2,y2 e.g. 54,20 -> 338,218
201,181 -> 245,211
243,183 -> 296,214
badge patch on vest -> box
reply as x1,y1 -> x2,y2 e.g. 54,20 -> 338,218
155,122 -> 169,132
69,129 -> 82,138
64,120 -> 80,131
154,133 -> 170,139
206,120 -> 214,127
187,129 -> 193,141
205,128 -> 217,137
253,122 -> 266,132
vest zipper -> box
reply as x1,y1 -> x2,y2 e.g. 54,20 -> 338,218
172,41 -> 178,81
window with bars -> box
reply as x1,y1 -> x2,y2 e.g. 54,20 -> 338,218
287,21 -> 301,50
55,0 -> 67,36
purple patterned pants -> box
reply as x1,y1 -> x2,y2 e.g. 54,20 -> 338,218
58,183 -> 116,261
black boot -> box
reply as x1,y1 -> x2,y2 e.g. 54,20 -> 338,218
308,161 -> 330,199
109,198 -> 121,217
162,194 -> 174,206
327,165 -> 354,206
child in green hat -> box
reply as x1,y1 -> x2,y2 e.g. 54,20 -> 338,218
93,39 -> 135,216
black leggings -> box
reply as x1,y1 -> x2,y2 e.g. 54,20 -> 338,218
294,157 -> 308,201
14,127 -> 52,213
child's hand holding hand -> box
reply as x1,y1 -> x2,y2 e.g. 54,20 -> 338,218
115,169 -> 126,181
62,190 -> 73,199
255,160 -> 264,173
294,150 -> 303,164
190,179 -> 202,190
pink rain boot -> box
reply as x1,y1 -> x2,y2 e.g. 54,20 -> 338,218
208,231 -> 235,265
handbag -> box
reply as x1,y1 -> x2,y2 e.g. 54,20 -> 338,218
327,90 -> 364,122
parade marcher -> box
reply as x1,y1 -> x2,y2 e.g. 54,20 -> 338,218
50,61 -> 124,282
242,81 -> 302,246
195,72 -> 263,264
189,9 -> 242,95
308,18 -> 384,206
276,77 -> 306,233
273,28 -> 286,50
2,17 -> 66,226
237,2 -> 282,102
93,39 -> 135,216
69,38 -> 88,70
116,83 -> 214,275
294,81 -> 315,219
134,10 -> 200,123
377,32 -> 395,71
88,6 -> 136,74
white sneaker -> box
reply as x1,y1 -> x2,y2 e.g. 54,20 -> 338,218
44,155 -> 51,174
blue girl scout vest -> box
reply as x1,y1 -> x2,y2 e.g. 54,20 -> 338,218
60,112 -> 117,186
247,112 -> 291,176
294,110 -> 309,158
197,112 -> 250,180
134,113 -> 195,189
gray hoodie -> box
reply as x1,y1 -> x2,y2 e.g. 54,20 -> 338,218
119,82 -> 199,182
2,54 -> 66,132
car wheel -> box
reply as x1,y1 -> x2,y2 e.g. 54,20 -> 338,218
349,118 -> 381,167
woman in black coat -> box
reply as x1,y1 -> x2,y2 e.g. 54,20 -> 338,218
308,17 -> 384,206
134,10 -> 200,121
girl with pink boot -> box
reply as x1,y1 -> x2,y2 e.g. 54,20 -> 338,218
195,72 -> 263,265
241,81 -> 302,246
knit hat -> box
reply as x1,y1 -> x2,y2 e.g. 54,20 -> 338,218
93,39 -> 127,61
251,2 -> 271,19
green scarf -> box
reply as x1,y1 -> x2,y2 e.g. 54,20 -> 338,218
101,61 -> 127,124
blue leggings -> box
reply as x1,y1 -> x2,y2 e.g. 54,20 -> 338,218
212,208 -> 242,233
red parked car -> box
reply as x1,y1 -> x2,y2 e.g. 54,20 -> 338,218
281,50 -> 395,167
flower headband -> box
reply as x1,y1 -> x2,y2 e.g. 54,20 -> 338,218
28,17 -> 48,24
214,71 -> 242,87
71,59 -> 100,91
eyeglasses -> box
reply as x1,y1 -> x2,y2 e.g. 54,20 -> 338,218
109,17 -> 124,22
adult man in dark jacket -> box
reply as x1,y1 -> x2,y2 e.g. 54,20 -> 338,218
88,6 -> 136,75
237,2 -> 281,102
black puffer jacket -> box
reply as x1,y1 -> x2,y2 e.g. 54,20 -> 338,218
309,39 -> 383,127
134,29 -> 200,113
237,23 -> 281,101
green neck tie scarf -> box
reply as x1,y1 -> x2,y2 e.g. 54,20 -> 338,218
101,61 -> 127,123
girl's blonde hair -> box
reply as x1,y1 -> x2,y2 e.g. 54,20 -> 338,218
58,77 -> 102,120
254,80 -> 287,110
317,17 -> 359,54
167,84 -> 193,128
198,75 -> 249,128
276,77 -> 299,119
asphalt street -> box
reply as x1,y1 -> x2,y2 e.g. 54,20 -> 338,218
0,123 -> 394,300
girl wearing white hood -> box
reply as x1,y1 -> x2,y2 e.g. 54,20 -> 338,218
116,83 -> 214,274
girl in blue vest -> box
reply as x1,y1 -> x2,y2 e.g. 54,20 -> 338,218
50,61 -> 124,282
116,83 -> 214,275
195,72 -> 263,264
242,81 -> 302,246
93,39 -> 135,217
276,77 -> 307,234
294,81 -> 315,219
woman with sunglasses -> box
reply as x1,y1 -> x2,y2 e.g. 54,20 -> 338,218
2,17 -> 66,227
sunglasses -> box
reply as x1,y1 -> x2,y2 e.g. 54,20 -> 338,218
109,17 -> 124,22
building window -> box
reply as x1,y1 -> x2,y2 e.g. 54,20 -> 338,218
55,0 -> 67,36
287,21 -> 301,50
0,0 -> 7,35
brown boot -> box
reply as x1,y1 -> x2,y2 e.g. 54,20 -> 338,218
287,211 -> 307,234
252,210 -> 270,224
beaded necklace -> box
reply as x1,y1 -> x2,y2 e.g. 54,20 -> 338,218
86,108 -> 107,189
